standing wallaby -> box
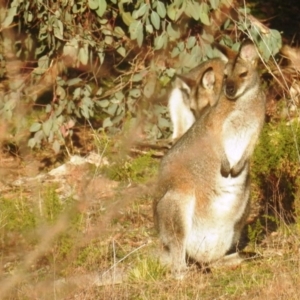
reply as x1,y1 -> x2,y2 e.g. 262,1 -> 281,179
153,40 -> 266,279
169,58 -> 226,142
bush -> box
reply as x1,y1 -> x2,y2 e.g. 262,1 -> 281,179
0,0 -> 282,152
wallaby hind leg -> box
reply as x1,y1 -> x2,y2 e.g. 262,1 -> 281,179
155,191 -> 193,279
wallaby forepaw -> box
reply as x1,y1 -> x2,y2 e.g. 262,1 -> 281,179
220,159 -> 231,177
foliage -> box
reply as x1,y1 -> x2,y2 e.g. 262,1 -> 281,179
251,119 -> 300,222
0,196 -> 36,231
128,257 -> 166,282
0,0 -> 282,152
102,151 -> 159,183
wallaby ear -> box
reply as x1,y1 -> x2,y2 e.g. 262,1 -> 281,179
239,40 -> 258,65
213,42 -> 237,61
201,67 -> 215,90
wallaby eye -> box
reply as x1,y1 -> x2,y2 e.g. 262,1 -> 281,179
239,71 -> 248,78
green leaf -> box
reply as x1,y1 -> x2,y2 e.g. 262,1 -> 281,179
157,1 -> 166,18
1,7 -> 17,28
98,99 -> 110,107
129,89 -> 141,98
88,0 -> 99,10
143,81 -> 156,98
122,12 -> 135,26
79,44 -> 89,65
103,117 -> 113,128
186,1 -> 200,20
137,24 -> 144,47
106,103 -> 118,116
199,12 -> 210,26
52,140 -> 61,154
105,35 -> 113,45
117,46 -> 126,57
154,32 -> 167,50
98,50 -> 105,65
167,23 -> 180,40
186,36 -> 196,50
133,3 -> 149,19
150,11 -> 160,30
146,24 -> 153,34
53,20 -> 64,40
199,3 -> 210,25
114,26 -> 125,37
132,72 -> 143,82
158,117 -> 170,129
167,3 -> 176,21
43,119 -> 53,136
56,85 -> 66,99
96,0 -> 107,17
209,0 -> 220,10
67,78 -> 82,86
30,122 -> 42,133
46,104 -> 52,113
28,138 -> 36,149
73,87 -> 81,100
129,20 -> 142,39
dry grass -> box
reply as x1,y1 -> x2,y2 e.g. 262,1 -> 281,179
0,152 -> 300,300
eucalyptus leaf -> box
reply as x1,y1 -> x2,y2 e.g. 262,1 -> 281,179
167,3 -> 176,20
154,32 -> 167,50
186,36 -> 196,50
157,1 -> 166,18
56,85 -> 66,99
53,20 -> 64,40
209,0 -> 220,10
79,44 -> 89,65
167,23 -> 180,40
116,46 -> 126,57
129,89 -> 141,98
143,81 -> 156,98
98,99 -> 110,108
96,0 -> 107,17
103,117 -> 113,128
28,137 -> 36,148
30,122 -> 42,132
1,7 -> 17,27
199,11 -> 210,26
43,119 -> 53,136
137,24 -> 144,47
67,78 -> 82,86
88,0 -> 99,10
150,11 -> 160,30
52,140 -> 61,154
122,11 -> 135,26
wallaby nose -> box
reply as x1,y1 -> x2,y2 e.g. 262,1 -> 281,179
225,82 -> 236,97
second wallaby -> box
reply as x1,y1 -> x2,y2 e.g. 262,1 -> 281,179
169,58 -> 226,142
153,40 -> 266,279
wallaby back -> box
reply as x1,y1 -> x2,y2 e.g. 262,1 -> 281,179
154,40 -> 265,279
168,58 -> 226,142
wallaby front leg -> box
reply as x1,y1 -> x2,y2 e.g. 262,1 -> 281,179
170,241 -> 187,280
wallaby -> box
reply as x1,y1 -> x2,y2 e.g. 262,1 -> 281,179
169,58 -> 226,142
153,40 -> 266,279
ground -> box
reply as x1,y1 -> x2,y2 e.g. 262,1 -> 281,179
0,127 -> 300,300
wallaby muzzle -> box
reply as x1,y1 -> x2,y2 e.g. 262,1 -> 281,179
225,81 -> 236,99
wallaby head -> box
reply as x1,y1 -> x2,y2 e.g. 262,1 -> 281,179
178,67 -> 217,118
223,40 -> 260,100
168,58 -> 226,141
